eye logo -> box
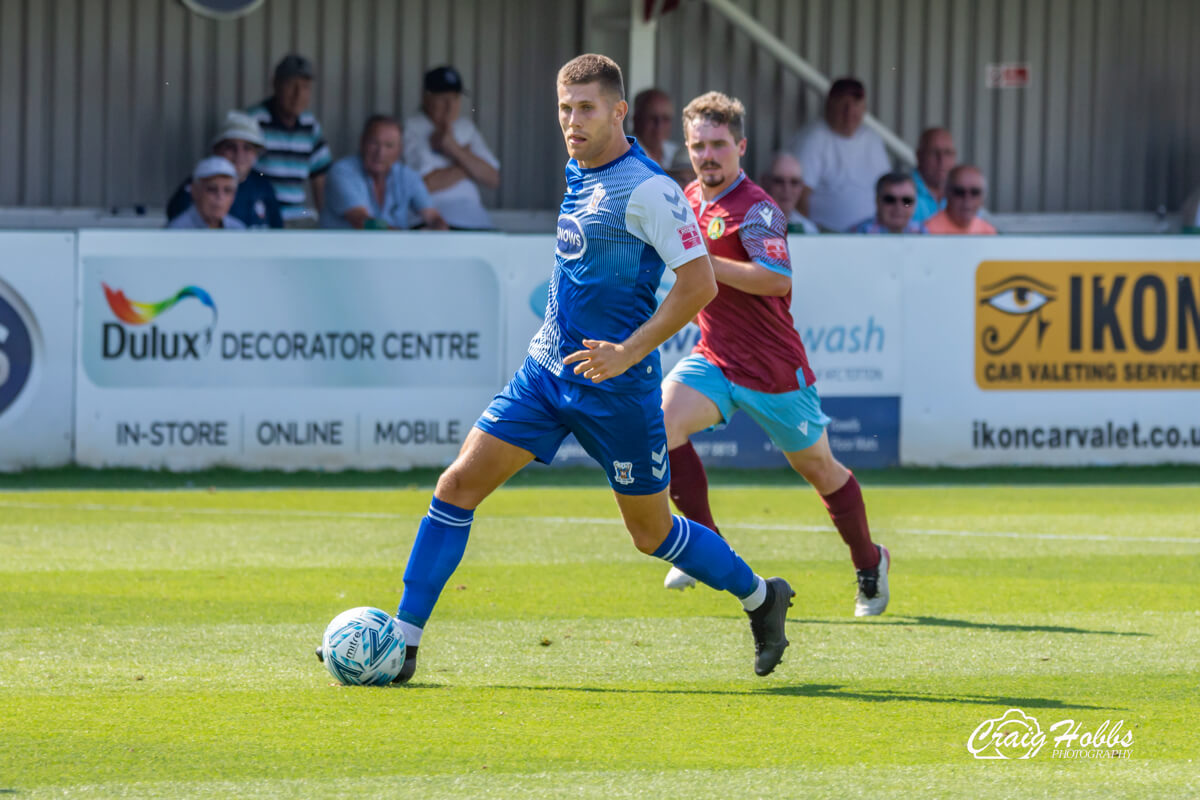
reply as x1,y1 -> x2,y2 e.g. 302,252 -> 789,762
978,274 -> 1056,355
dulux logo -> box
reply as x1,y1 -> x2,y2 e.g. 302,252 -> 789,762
101,283 -> 218,361
555,214 -> 587,260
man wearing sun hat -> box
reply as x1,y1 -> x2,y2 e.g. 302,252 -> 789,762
403,65 -> 501,229
166,157 -> 246,229
166,110 -> 283,228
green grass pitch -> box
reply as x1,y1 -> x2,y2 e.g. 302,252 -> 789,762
1,468 -> 1198,798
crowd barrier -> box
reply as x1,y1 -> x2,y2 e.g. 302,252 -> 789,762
0,230 -> 1196,471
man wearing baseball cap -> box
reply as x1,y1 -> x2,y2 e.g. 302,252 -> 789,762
246,53 -> 333,225
166,110 -> 283,228
166,156 -> 245,229
403,65 -> 501,229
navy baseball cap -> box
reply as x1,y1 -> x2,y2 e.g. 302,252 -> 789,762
274,53 -> 314,83
424,65 -> 465,94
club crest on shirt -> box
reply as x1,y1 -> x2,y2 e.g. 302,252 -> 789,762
556,214 -> 587,260
612,460 -> 634,485
707,216 -> 726,239
585,184 -> 607,214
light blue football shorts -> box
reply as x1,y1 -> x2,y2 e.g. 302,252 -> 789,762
663,353 -> 831,453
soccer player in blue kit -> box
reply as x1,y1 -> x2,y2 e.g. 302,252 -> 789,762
369,55 -> 792,683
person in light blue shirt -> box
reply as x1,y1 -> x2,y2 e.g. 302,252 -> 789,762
321,115 -> 447,230
849,173 -> 928,234
911,127 -> 957,223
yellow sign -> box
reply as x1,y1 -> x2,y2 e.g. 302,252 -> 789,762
707,216 -> 725,239
975,261 -> 1200,390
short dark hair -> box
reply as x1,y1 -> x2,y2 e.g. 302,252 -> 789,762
682,91 -> 746,142
360,114 -> 401,143
557,54 -> 624,100
875,171 -> 914,196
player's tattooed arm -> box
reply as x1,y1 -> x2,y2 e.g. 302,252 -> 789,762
564,255 -> 716,383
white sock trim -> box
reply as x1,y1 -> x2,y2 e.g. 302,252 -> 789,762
740,575 -> 768,611
396,619 -> 423,647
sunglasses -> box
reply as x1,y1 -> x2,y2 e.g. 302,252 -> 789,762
951,186 -> 984,198
881,194 -> 915,207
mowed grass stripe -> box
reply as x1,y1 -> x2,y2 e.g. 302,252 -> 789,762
1,483 -> 1198,796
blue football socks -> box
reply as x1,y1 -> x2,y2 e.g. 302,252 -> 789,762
396,497 -> 474,631
653,514 -> 761,602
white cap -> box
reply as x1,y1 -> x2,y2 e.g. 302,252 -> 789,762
192,155 -> 238,182
212,110 -> 266,148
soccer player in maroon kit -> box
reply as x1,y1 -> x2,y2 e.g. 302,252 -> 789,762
660,92 -> 889,616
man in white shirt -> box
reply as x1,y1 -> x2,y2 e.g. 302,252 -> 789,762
788,77 -> 891,232
403,66 -> 501,230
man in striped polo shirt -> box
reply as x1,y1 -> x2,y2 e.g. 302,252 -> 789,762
246,54 -> 333,226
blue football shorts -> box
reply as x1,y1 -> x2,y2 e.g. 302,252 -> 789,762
475,356 -> 670,495
664,353 -> 831,453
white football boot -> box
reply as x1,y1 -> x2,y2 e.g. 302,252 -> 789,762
664,565 -> 698,590
854,544 -> 890,617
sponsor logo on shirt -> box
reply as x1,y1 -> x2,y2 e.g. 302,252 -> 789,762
707,216 -> 726,239
556,214 -> 588,260
678,225 -> 702,250
763,237 -> 788,262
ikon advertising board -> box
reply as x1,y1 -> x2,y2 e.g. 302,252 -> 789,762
75,232 -> 505,470
0,233 -> 76,470
903,237 -> 1200,466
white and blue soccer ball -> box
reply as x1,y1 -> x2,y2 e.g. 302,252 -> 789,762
321,607 -> 406,686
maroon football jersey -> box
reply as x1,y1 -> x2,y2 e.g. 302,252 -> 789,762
685,172 -> 815,393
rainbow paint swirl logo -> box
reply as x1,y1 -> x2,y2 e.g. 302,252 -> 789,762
102,283 -> 217,326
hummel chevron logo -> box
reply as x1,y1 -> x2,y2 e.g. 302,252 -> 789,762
651,445 -> 667,464
652,463 -> 667,480
663,189 -> 684,207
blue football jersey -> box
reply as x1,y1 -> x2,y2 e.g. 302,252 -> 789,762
528,138 -> 706,394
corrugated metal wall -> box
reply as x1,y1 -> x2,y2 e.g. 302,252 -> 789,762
0,0 -> 582,210
0,0 -> 1197,214
656,0 -> 1200,213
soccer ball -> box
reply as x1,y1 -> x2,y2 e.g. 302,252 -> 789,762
320,607 -> 406,686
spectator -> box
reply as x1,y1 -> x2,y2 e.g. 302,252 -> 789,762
632,87 -> 693,184
761,152 -> 818,234
925,165 -> 998,235
322,115 -> 448,230
166,157 -> 245,229
404,66 -> 500,230
166,110 -> 282,229
246,54 -> 333,226
788,77 -> 891,232
849,172 -> 928,234
912,127 -> 957,223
